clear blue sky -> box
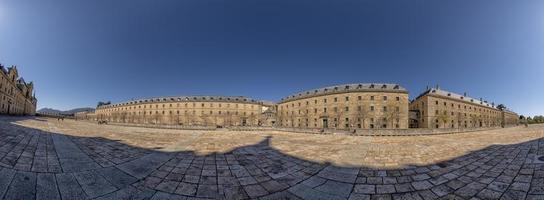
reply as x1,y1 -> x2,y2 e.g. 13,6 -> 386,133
0,0 -> 543,116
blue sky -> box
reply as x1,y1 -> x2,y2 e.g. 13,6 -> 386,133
0,0 -> 543,116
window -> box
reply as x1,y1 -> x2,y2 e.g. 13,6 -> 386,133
334,97 -> 338,102
396,107 -> 399,112
370,96 -> 374,100
345,97 -> 349,101
334,107 -> 338,112
370,106 -> 374,111
358,106 -> 362,111
345,107 -> 349,111
324,99 -> 327,103
396,97 -> 400,101
358,96 -> 362,100
383,96 -> 387,101
324,108 -> 327,113
383,106 -> 387,112
435,101 -> 439,105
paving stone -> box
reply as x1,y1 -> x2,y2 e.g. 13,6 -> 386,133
95,186 -> 155,200
175,182 -> 197,196
244,184 -> 269,198
36,173 -> 61,200
412,180 -> 433,190
74,170 -> 117,198
151,191 -> 186,200
56,173 -> 88,199
196,184 -> 219,198
315,180 -> 353,197
354,184 -> 376,194
376,184 -> 396,194
0,168 -> 16,197
4,171 -> 36,200
117,153 -> 173,179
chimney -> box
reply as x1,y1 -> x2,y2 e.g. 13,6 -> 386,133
435,84 -> 440,90
463,92 -> 467,97
426,85 -> 429,90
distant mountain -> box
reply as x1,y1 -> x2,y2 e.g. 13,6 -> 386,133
37,107 -> 95,115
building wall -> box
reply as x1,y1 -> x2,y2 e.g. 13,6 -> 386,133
277,85 -> 409,129
410,94 -> 504,129
94,97 -> 264,126
502,111 -> 519,127
0,65 -> 37,116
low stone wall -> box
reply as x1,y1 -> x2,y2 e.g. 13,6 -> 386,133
86,120 -> 515,136
229,126 -> 509,136
104,122 -> 217,130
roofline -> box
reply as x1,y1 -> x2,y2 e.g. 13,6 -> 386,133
279,83 -> 408,104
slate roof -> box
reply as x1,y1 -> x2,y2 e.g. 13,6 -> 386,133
98,95 -> 264,109
416,88 -> 499,110
280,83 -> 407,103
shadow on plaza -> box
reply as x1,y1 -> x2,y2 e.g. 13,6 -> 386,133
2,116 -> 542,170
1,116 -> 542,199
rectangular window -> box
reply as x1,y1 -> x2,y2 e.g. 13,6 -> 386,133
370,106 -> 374,111
383,96 -> 387,101
358,96 -> 362,100
345,97 -> 349,101
383,106 -> 387,112
370,96 -> 374,100
396,97 -> 400,101
345,107 -> 349,111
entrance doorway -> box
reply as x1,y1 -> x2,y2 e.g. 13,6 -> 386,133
322,119 -> 328,128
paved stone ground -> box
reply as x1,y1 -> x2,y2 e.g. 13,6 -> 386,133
0,116 -> 543,200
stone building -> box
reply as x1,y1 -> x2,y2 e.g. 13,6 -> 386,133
501,110 -> 519,127
0,65 -> 37,115
409,87 -> 518,129
277,83 -> 409,129
94,96 -> 265,127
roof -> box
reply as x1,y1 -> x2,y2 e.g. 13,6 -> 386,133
415,88 -> 501,110
280,83 -> 407,103
98,95 -> 264,109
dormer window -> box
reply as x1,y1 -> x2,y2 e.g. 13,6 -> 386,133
431,90 -> 436,93
370,84 -> 375,88
345,86 -> 349,90
381,84 -> 387,89
447,93 -> 451,96
314,90 -> 318,93
460,97 -> 464,99
393,85 -> 399,89
357,84 -> 362,89
324,89 -> 328,92
334,87 -> 338,90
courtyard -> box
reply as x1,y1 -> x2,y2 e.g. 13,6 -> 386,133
0,116 -> 543,199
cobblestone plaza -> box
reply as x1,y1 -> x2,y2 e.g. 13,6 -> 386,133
0,116 -> 543,200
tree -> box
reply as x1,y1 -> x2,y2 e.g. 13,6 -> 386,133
383,102 -> 401,129
435,111 -> 450,128
355,105 -> 369,129
97,101 -> 111,108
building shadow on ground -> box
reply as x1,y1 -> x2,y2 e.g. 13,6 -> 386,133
0,116 -> 543,200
